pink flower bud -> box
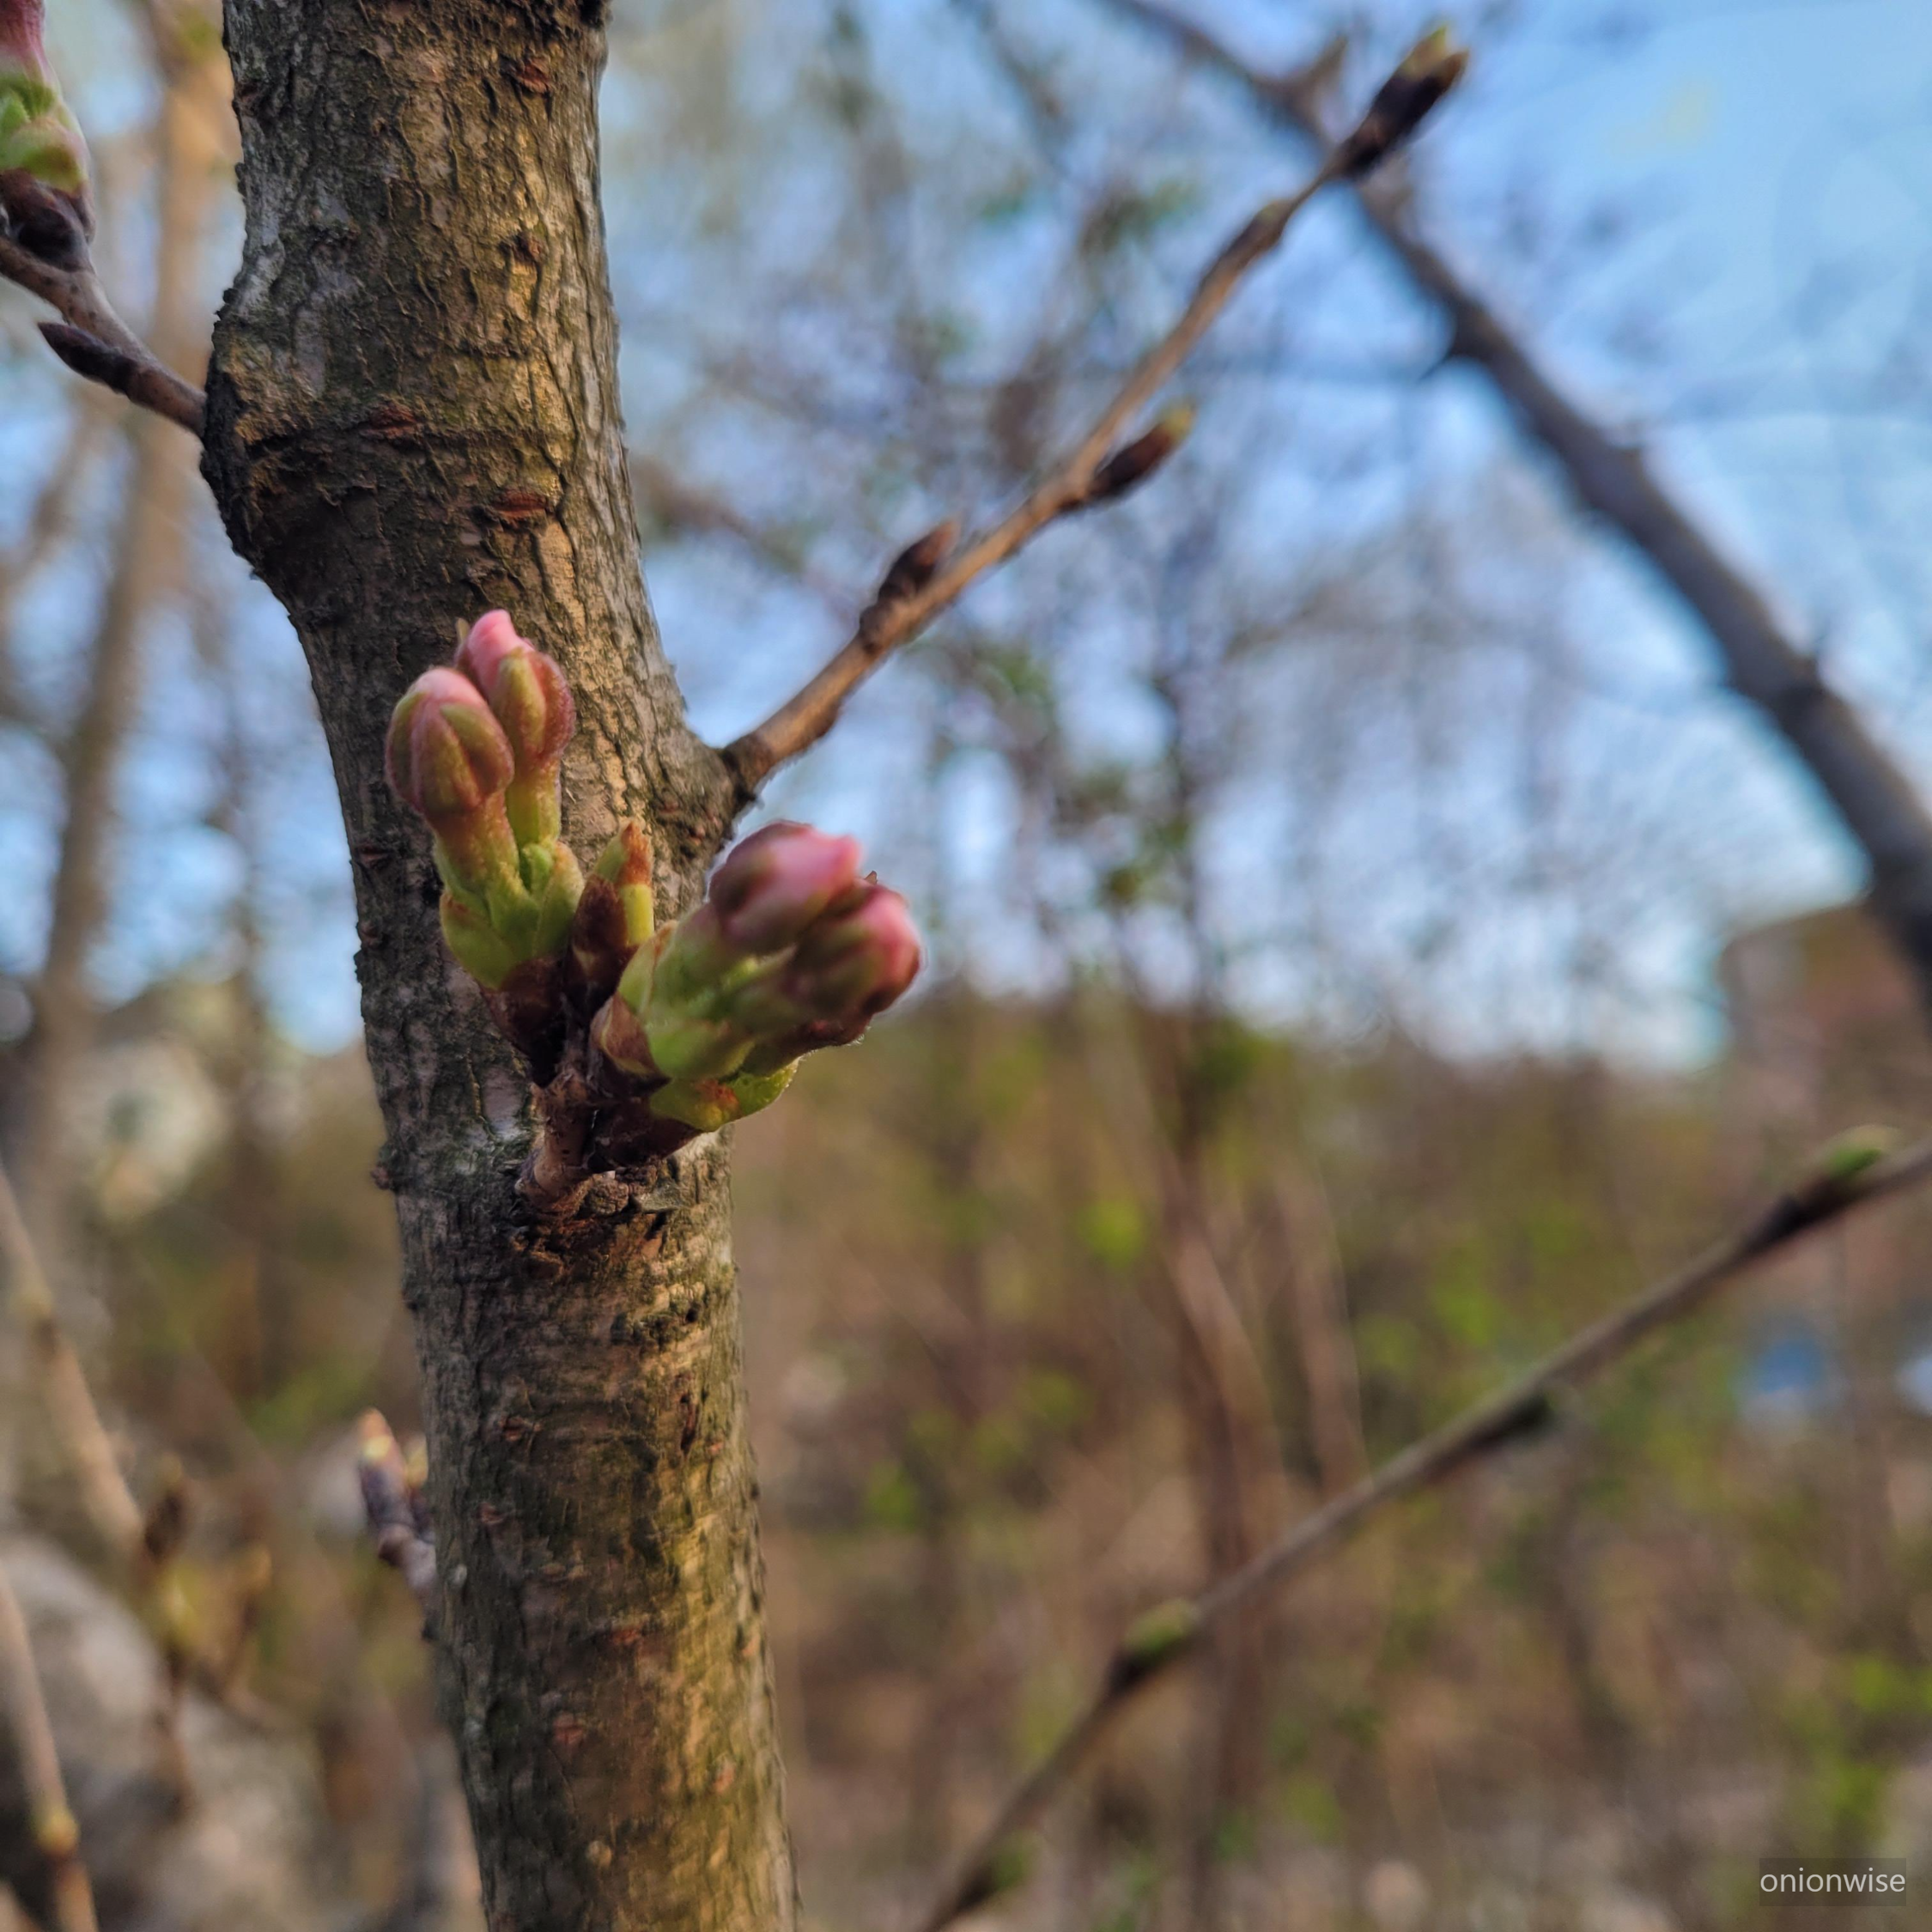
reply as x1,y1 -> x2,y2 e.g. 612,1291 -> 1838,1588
708,821 -> 863,955
730,883 -> 921,1045
787,883 -> 921,1018
386,667 -> 514,823
454,611 -> 574,774
1,0 -> 90,259
0,0 -> 51,70
453,611 -> 574,849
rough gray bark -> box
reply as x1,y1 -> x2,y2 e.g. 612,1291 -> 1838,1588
1108,0 -> 1932,1013
199,3 -> 793,1927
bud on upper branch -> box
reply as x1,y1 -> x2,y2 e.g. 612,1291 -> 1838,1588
873,519 -> 959,609
0,0 -> 91,266
1335,26 -> 1470,178
1083,403 -> 1196,507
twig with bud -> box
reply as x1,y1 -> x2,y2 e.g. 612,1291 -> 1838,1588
385,617 -> 923,1211
908,1127 -> 1932,1932
357,1412 -> 437,1626
0,0 -> 204,434
0,1157 -> 144,1564
0,1157 -> 266,1796
719,27 -> 1468,797
0,1554 -> 98,1932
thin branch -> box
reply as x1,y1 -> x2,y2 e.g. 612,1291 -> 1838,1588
0,237 -> 204,437
0,1153 -> 204,1799
0,1558 -> 98,1932
719,32 -> 1466,799
908,1130 -> 1932,1932
0,1157 -> 144,1564
1101,0 -> 1932,1027
357,1411 -> 438,1627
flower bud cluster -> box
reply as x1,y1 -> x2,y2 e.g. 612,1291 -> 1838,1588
385,614 -> 583,993
386,622 -> 921,1151
592,821 -> 920,1133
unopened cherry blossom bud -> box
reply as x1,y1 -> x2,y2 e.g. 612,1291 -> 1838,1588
593,823 -> 921,1114
750,881 -> 921,1027
386,667 -> 512,818
572,820 -> 655,999
454,610 -> 575,848
0,0 -> 91,264
386,665 -> 520,900
708,820 -> 861,954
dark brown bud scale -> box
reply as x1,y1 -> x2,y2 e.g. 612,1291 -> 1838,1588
1084,403 -> 1198,507
1338,27 -> 1469,179
873,517 -> 959,607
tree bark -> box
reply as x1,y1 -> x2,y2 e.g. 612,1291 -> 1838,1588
1106,0 -> 1932,1015
200,4 -> 792,1927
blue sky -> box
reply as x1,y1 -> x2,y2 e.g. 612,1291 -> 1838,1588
5,0 -> 1932,1063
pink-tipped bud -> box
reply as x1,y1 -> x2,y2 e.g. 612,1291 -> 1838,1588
0,0 -> 52,71
708,821 -> 863,955
787,882 -> 921,1018
0,0 -> 91,262
454,611 -> 575,776
453,611 -> 574,850
386,666 -> 514,824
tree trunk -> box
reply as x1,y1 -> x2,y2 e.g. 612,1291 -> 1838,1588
199,3 -> 793,1927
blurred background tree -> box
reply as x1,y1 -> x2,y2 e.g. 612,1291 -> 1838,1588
6,1 -> 1932,1928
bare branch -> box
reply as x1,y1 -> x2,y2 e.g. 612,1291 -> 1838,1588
1102,0 -> 1932,1023
908,1130 -> 1932,1932
0,1558 -> 98,1932
719,31 -> 1467,799
357,1412 -> 438,1627
0,1157 -> 145,1565
0,237 -> 203,436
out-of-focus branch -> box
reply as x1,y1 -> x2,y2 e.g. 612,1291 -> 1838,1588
0,1159 -> 143,1565
0,392 -> 109,732
1103,0 -> 1932,1024
908,1129 -> 1932,1932
4,39 -> 215,1247
0,1157 -> 199,1801
719,30 -> 1467,799
0,240 -> 203,436
356,1413 -> 437,1627
0,0 -> 206,433
0,1559 -> 96,1932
